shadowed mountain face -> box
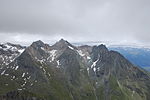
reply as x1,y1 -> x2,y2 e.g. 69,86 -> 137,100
0,39 -> 150,100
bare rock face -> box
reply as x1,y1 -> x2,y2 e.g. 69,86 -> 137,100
0,43 -> 25,67
88,45 -> 150,100
0,39 -> 150,100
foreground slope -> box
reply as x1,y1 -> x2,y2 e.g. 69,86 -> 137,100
0,39 -> 150,100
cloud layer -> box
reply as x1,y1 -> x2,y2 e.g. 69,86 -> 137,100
0,0 -> 150,46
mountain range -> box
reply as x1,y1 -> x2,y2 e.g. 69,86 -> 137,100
0,39 -> 150,100
109,46 -> 150,71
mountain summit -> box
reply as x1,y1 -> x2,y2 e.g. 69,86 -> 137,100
0,40 -> 150,100
52,39 -> 76,50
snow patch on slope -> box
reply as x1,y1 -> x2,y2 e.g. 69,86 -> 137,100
49,50 -> 57,61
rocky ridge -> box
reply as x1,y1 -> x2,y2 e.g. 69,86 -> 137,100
0,39 -> 150,100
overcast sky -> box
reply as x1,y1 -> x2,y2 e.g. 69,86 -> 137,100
0,0 -> 150,46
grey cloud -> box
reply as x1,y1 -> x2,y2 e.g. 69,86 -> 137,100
0,0 -> 150,46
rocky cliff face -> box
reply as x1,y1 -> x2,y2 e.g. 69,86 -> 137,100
0,39 -> 150,100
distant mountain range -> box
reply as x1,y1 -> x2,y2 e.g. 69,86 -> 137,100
0,39 -> 150,100
108,46 -> 150,71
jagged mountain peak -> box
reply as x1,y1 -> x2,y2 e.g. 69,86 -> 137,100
93,44 -> 108,52
55,38 -> 70,46
0,42 -> 25,54
59,38 -> 67,43
52,39 -> 76,50
91,44 -> 109,62
22,40 -> 50,60
0,42 -> 25,50
31,40 -> 45,48
56,38 -> 68,44
0,42 -> 25,67
92,44 -> 109,57
98,44 -> 108,50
